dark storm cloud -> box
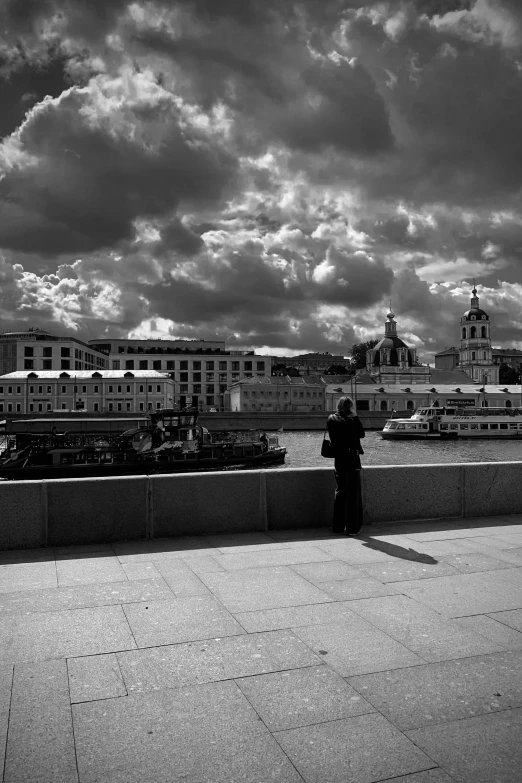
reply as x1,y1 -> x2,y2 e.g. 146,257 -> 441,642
0,77 -> 237,255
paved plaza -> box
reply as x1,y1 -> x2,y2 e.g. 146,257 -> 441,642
1,516 -> 522,782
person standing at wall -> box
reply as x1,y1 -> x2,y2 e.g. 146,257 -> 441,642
326,396 -> 365,535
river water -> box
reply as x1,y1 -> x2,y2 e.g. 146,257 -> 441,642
278,430 -> 522,468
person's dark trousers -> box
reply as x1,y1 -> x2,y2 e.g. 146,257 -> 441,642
332,460 -> 362,534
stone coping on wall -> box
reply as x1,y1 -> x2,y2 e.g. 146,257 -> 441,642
1,461 -> 521,550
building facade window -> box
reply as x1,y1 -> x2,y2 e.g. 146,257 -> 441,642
153,361 -> 161,371
139,361 -> 148,370
24,360 -> 34,369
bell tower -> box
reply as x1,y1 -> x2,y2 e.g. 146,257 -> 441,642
459,283 -> 498,383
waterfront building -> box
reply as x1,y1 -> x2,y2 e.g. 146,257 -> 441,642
365,311 -> 431,384
326,382 -> 522,412
87,338 -> 272,411
0,370 -> 173,415
0,328 -> 109,376
230,376 -> 326,412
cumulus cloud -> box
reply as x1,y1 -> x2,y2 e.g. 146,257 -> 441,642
1,0 -> 522,359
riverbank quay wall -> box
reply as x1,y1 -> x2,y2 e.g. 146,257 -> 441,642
0,411 -> 392,431
2,461 -> 521,550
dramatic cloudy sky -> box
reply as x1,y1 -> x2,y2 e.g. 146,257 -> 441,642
1,0 -> 522,361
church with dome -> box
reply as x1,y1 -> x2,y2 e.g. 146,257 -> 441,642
365,286 -> 500,386
365,310 -> 431,384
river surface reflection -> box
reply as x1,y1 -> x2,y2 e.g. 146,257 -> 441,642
279,430 -> 522,468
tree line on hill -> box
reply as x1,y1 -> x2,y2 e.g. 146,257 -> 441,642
271,341 -> 378,376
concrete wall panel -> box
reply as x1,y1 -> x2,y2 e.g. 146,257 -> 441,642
464,462 -> 522,518
0,481 -> 44,550
47,477 -> 147,546
265,468 -> 335,530
152,471 -> 264,537
362,464 -> 463,524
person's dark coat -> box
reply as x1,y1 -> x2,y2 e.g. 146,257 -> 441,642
326,412 -> 365,468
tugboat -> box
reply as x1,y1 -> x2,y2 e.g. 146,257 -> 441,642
381,405 -> 522,439
0,409 -> 286,479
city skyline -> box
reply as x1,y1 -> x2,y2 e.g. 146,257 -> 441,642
1,0 -> 522,362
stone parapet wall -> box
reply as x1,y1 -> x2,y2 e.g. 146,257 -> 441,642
1,462 -> 521,550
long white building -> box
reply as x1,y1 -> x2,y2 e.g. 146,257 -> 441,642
0,371 -> 173,415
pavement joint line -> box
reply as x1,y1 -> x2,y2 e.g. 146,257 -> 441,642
1,664 -> 14,783
65,657 -> 81,782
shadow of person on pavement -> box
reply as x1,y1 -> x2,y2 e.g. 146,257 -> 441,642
358,536 -> 439,564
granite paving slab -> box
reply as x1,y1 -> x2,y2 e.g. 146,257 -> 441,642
213,546 -> 332,570
406,708 -> 522,783
56,556 -> 127,587
438,552 -> 514,573
0,578 -> 175,616
315,577 -> 403,601
458,540 -> 522,566
290,560 -> 366,583
181,555 -> 224,574
490,608 -> 522,632
357,559 -> 460,583
377,771 -> 457,783
393,570 -> 522,617
121,562 -> 163,581
234,601 -> 357,633
292,616 -> 424,677
72,680 -> 303,783
0,665 -> 13,783
316,541 -> 400,564
462,535 -> 522,549
152,559 -> 212,597
0,561 -> 57,593
454,615 -> 522,650
348,650 -> 522,730
4,659 -> 78,783
235,665 -> 375,731
112,537 -> 218,562
117,629 -> 322,692
0,605 -> 136,664
68,653 -> 127,703
0,549 -> 55,565
346,594 -> 505,662
205,532 -> 286,550
54,544 -> 115,557
200,566 -> 333,613
274,713 -> 435,783
122,595 -> 244,647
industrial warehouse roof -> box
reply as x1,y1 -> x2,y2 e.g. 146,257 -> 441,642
0,370 -> 170,380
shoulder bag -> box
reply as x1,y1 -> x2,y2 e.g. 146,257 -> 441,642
321,426 -> 335,458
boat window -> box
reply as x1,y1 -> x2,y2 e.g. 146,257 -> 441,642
450,424 -> 458,430
388,422 -> 397,429
490,423 -> 499,430
422,424 -> 429,429
406,423 -> 416,429
440,423 -> 448,430
480,423 -> 489,430
509,423 -> 518,430
460,424 -> 468,430
500,423 -> 508,430
470,423 -> 478,429
397,424 -> 405,429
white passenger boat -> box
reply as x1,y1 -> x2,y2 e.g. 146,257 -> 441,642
381,406 -> 522,439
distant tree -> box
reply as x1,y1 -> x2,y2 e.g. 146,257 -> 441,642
499,364 -> 520,384
271,363 -> 300,377
324,364 -> 352,375
349,340 -> 379,370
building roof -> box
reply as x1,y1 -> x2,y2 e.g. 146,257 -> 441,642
462,307 -> 489,320
429,368 -> 478,384
326,383 -> 522,395
232,375 -> 326,387
434,346 -> 459,356
493,348 -> 522,356
0,370 -> 170,380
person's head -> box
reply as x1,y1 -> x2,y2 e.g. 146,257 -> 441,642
336,396 -> 354,417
